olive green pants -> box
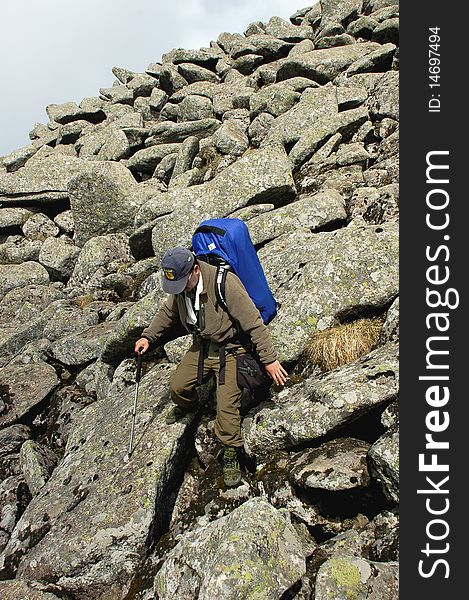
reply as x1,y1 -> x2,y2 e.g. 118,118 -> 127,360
169,341 -> 244,447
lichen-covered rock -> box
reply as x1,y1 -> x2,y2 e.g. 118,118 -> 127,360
50,322 -> 117,366
260,222 -> 398,362
0,207 -> 33,230
0,262 -> 50,297
38,236 -> 81,280
68,162 -> 138,246
154,497 -> 308,600
0,425 -> 31,459
0,362 -> 59,428
247,189 -> 347,246
243,342 -> 398,456
314,556 -> 399,600
380,296 -> 399,344
288,437 -> 371,491
367,70 -> 399,120
0,363 -> 194,600
149,144 -> 296,259
368,426 -> 399,502
19,440 -> 59,496
0,236 -> 43,264
68,233 -> 133,291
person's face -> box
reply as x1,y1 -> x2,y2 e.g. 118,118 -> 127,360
184,264 -> 200,293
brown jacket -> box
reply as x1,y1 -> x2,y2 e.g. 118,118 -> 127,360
142,261 -> 277,364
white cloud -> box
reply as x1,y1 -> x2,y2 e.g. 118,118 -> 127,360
0,0 -> 313,156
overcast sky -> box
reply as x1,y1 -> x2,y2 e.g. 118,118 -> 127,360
0,0 -> 312,157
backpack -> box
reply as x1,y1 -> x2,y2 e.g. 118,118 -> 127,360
192,218 -> 277,324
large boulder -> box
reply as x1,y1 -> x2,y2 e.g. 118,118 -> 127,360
0,363 -> 194,599
68,162 -> 138,246
243,342 -> 398,456
0,262 -> 50,298
260,222 -> 398,362
154,497 -> 309,599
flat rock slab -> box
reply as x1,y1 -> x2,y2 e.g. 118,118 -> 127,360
154,497 -> 307,600
288,437 -> 371,491
243,342 -> 398,456
0,363 -> 195,600
0,362 -> 59,428
260,222 -> 398,362
368,426 -> 399,502
0,155 -> 96,204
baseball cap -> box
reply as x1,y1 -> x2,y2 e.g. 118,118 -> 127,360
161,247 -> 195,294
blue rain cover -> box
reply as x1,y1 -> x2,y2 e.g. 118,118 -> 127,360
192,218 -> 277,324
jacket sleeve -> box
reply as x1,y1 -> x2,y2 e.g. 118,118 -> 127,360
223,273 -> 278,364
141,295 -> 181,343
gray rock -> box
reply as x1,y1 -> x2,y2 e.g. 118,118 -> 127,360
261,86 -> 339,148
0,579 -> 62,599
1,145 -> 37,172
149,145 -> 296,258
22,213 -> 59,241
277,42 -> 382,83
154,497 -> 307,600
56,120 -> 91,145
127,73 -> 159,97
247,189 -> 347,245
149,88 -> 168,111
0,155 -> 95,205
315,556 -> 398,600
0,363 -> 193,599
112,66 -> 136,84
99,83 -> 134,105
367,70 -> 399,120
68,161 -> 138,246
0,237 -> 43,264
249,83 -> 301,119
288,106 -> 369,167
45,101 -> 81,124
177,62 -> 219,84
0,362 -> 59,429
247,112 -> 275,147
318,0 -> 363,31
53,210 -> 74,234
316,34 -> 356,49
96,129 -> 131,161
68,233 -> 133,291
38,236 -> 81,280
50,322 -> 117,366
158,63 -> 189,95
243,342 -> 398,455
346,43 -> 396,76
127,143 -> 181,173
169,81 -> 219,103
176,95 -> 213,123
260,222 -> 398,361
380,297 -> 399,344
232,53 -> 264,75
265,16 -> 314,42
101,287 -> 165,365
0,285 -> 65,327
288,438 -> 371,491
0,262 -> 50,297
372,17 -> 399,45
147,118 -> 221,144
170,136 -> 200,180
336,142 -> 371,166
19,440 -> 58,496
368,427 -> 399,502
347,16 -> 379,39
0,208 -> 33,230
288,39 -> 315,56
213,119 -> 249,156
162,48 -> 220,68
0,426 -> 31,459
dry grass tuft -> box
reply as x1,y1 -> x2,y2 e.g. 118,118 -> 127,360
305,318 -> 383,372
73,294 -> 96,309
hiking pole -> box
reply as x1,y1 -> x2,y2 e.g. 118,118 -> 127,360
127,353 -> 143,460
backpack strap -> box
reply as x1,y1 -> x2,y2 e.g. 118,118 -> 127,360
215,263 -> 230,313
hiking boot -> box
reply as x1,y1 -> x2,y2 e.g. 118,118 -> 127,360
165,404 -> 195,425
223,446 -> 242,487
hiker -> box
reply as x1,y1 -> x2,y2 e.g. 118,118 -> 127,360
134,246 -> 288,486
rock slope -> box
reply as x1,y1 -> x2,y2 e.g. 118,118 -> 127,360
0,1 -> 399,598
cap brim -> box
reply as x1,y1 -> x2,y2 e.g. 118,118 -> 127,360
162,274 -> 189,294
